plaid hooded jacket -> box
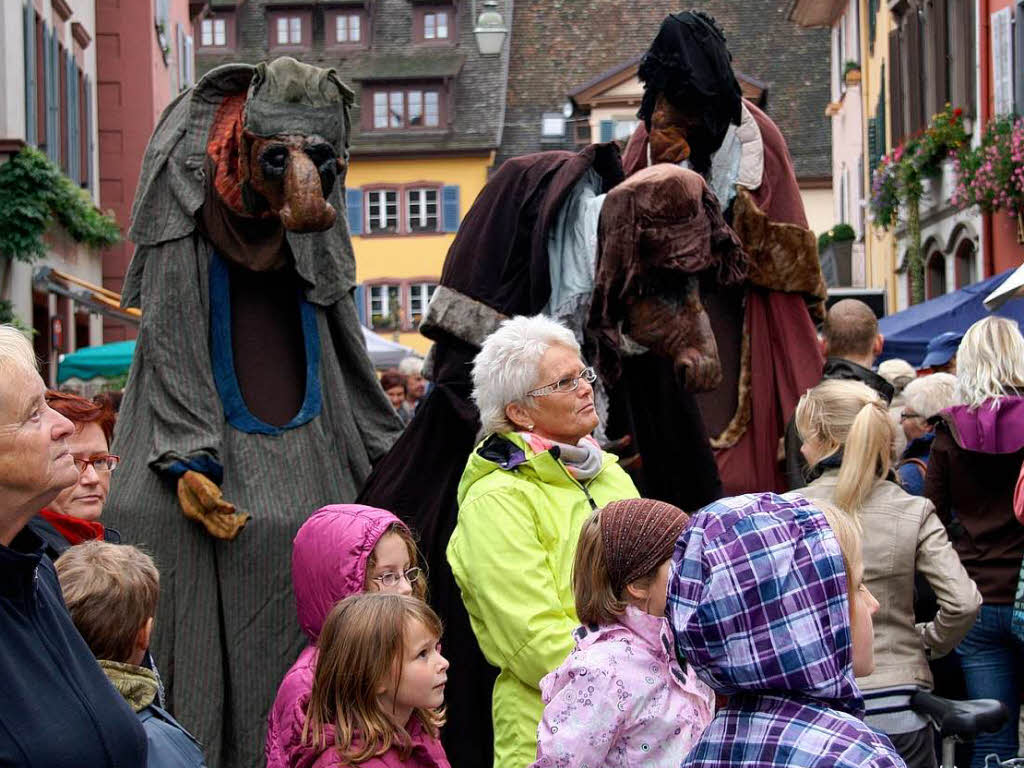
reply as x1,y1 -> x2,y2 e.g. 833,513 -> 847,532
667,493 -> 907,768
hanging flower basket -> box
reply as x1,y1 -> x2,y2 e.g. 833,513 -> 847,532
951,114 -> 1024,237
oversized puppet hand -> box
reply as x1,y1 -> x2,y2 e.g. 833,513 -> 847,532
177,470 -> 250,540
626,280 -> 722,392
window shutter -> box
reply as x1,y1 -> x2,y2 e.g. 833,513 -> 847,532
83,74 -> 92,192
1015,2 -> 1024,113
599,120 -> 614,142
24,4 -> 37,145
354,284 -> 367,325
992,8 -> 1013,115
877,70 -> 886,164
889,28 -> 904,143
66,54 -> 78,184
441,185 -> 459,232
867,117 -> 878,173
48,30 -> 60,164
924,0 -> 948,118
346,187 -> 363,235
868,0 -> 878,54
904,10 -> 924,134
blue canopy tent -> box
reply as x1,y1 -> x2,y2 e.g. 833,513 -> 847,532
57,340 -> 136,383
878,268 -> 1024,366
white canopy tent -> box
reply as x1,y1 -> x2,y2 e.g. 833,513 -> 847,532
983,262 -> 1024,310
361,325 -> 419,369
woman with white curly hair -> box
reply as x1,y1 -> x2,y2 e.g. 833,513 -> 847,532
447,314 -> 638,768
925,315 -> 1024,767
895,373 -> 957,495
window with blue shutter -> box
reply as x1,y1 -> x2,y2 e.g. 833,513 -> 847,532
441,185 -> 459,232
599,120 -> 614,142
24,3 -> 37,146
47,30 -> 60,164
346,187 -> 363,235
66,54 -> 79,185
83,74 -> 92,191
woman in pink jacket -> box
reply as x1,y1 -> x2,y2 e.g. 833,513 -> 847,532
264,504 -> 426,768
531,498 -> 714,767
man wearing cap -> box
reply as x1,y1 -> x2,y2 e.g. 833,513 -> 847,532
104,58 -> 402,768
919,331 -> 962,374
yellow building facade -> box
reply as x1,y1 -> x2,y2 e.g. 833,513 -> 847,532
347,153 -> 495,355
859,0 -> 899,306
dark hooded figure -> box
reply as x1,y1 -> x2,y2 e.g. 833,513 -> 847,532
622,12 -> 828,496
105,59 -> 402,768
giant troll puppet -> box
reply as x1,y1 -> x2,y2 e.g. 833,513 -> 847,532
105,59 -> 402,768
358,12 -> 826,767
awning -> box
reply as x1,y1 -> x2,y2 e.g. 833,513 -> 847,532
32,266 -> 141,326
983,262 -> 1024,310
58,340 -> 136,383
878,269 -> 1024,366
361,326 -> 417,368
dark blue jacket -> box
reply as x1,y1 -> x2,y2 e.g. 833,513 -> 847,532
138,705 -> 207,768
0,527 -> 147,767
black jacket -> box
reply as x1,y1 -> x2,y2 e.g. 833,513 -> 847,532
784,357 -> 896,489
0,526 -> 147,767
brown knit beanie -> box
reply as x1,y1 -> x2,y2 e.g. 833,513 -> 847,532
600,498 -> 689,594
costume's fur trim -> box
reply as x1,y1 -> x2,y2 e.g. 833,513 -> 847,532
731,187 -> 827,322
420,285 -> 508,348
709,313 -> 753,450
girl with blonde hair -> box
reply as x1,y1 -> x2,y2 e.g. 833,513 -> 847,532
925,316 -> 1024,766
531,498 -> 713,768
795,379 -> 980,768
298,593 -> 450,768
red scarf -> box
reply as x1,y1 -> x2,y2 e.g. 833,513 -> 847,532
39,507 -> 105,546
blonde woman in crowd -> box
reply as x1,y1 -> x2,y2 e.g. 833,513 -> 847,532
925,316 -> 1024,767
795,378 -> 980,768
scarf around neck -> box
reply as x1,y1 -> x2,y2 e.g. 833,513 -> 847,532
518,432 -> 604,480
38,507 -> 105,546
100,660 -> 159,713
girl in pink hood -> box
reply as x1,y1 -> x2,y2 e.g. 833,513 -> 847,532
265,505 -> 426,768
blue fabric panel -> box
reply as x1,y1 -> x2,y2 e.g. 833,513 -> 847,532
346,187 -> 362,235
208,252 -> 322,436
442,184 -> 460,232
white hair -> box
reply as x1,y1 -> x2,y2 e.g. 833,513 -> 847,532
472,315 -> 580,436
902,373 -> 958,420
877,359 -> 916,394
955,316 -> 1024,409
397,356 -> 424,377
0,324 -> 36,380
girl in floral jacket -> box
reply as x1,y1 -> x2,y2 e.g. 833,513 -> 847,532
531,498 -> 714,768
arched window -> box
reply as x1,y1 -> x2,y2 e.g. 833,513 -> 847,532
926,251 -> 947,299
954,239 -> 977,288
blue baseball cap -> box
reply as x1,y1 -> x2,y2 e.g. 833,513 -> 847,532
919,331 -> 963,369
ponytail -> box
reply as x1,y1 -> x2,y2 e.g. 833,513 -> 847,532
834,399 -> 892,516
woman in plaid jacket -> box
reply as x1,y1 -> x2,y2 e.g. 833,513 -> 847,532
667,492 -> 907,768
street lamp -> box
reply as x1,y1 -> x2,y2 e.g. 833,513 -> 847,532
473,0 -> 507,56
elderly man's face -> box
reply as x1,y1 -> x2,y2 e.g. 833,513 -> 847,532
515,345 -> 599,444
0,365 -> 77,511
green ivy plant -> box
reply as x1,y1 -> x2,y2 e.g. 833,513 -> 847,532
0,146 -> 120,263
0,299 -> 34,335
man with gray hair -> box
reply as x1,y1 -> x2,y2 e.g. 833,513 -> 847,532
785,299 -> 894,488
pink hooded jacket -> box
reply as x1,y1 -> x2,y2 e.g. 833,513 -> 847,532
264,504 -> 409,768
293,717 -> 450,768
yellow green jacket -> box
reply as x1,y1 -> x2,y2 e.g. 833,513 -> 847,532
447,433 -> 639,768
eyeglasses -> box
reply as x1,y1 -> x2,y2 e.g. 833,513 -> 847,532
371,566 -> 423,588
527,367 -> 597,398
73,455 -> 120,473
899,411 -> 923,422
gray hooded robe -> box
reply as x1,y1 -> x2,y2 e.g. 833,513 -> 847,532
105,62 -> 402,768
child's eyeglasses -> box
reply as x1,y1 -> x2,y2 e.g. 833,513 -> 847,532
371,567 -> 423,588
